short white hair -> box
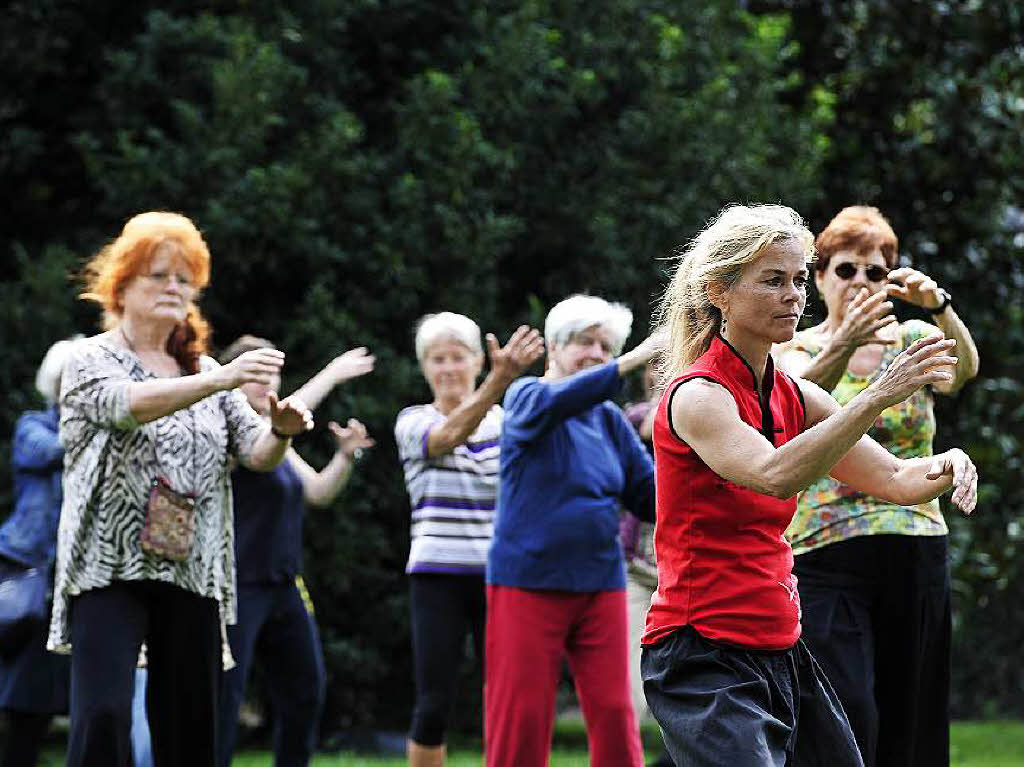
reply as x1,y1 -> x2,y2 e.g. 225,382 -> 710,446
35,336 -> 83,405
414,312 -> 483,361
544,294 -> 633,356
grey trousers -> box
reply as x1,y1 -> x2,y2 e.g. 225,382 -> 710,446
641,625 -> 864,767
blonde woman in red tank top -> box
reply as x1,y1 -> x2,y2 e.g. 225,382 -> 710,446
640,204 -> 977,767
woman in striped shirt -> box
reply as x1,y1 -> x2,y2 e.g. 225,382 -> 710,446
395,313 -> 542,767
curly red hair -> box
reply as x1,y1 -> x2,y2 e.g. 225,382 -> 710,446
82,212 -> 212,374
815,206 -> 899,273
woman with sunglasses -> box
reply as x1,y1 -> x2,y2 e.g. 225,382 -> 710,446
775,206 -> 979,767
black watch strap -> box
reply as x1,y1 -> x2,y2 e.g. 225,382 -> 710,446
927,289 -> 952,315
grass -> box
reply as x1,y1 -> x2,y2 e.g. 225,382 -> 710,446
37,719 -> 1024,765
230,720 -> 1024,766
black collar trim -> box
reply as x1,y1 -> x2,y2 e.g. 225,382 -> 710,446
715,334 -> 778,444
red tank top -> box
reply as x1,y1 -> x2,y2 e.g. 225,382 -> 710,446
643,334 -> 806,650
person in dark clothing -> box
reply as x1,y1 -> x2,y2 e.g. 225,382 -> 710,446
0,339 -> 76,767
217,336 -> 374,767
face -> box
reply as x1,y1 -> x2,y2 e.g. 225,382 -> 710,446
421,338 -> 483,405
815,248 -> 890,320
549,324 -> 614,378
119,242 -> 196,326
240,372 -> 281,416
717,239 -> 809,345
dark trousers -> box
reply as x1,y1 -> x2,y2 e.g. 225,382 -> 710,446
67,579 -> 221,767
794,534 -> 951,767
2,709 -> 52,767
408,573 -> 484,747
219,582 -> 325,767
642,625 -> 863,767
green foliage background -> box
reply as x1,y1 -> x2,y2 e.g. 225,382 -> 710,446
1,0 -> 1021,731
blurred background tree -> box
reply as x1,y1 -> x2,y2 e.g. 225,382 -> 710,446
1,0 -> 1020,734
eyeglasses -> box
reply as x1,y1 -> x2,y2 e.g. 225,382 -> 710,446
833,262 -> 888,283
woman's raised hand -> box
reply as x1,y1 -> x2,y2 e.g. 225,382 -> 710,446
835,288 -> 897,348
886,267 -> 944,309
329,418 -> 375,458
925,448 -> 978,514
221,348 -> 284,389
327,347 -> 375,383
267,392 -> 314,438
866,334 -> 957,408
487,326 -> 545,381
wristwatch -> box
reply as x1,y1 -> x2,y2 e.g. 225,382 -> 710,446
927,288 -> 952,315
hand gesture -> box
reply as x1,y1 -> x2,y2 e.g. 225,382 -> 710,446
221,348 -> 284,389
632,328 -> 668,365
329,418 -> 375,458
866,334 -> 957,408
925,448 -> 978,514
328,347 -> 375,383
267,392 -> 313,438
886,267 -> 944,310
834,288 -> 897,349
487,326 -> 545,382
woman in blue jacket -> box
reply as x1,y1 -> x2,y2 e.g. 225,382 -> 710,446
484,295 -> 661,767
0,338 -> 77,767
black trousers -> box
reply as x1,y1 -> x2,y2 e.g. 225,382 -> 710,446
408,573 -> 485,746
218,581 -> 325,767
794,534 -> 951,767
67,579 -> 221,767
641,625 -> 863,767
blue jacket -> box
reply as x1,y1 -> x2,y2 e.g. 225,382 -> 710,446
488,361 -> 655,592
1,407 -> 63,568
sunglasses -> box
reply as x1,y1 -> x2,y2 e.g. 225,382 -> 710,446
833,262 -> 888,282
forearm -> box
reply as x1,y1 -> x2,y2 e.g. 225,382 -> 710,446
885,454 -> 954,505
289,369 -> 337,412
243,428 -> 290,471
796,340 -> 856,392
127,371 -> 226,424
617,346 -> 652,377
759,392 -> 886,499
428,372 -> 511,456
934,309 -> 979,388
303,450 -> 354,507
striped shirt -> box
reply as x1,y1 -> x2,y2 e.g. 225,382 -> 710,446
395,404 -> 501,575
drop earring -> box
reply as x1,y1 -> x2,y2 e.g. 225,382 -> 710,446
720,314 -> 728,335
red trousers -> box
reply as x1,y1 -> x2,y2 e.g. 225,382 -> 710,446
484,585 -> 643,767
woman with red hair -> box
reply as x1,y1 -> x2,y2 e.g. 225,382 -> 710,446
776,206 -> 979,767
48,212 -> 313,767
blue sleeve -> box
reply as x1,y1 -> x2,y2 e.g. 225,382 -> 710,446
612,408 -> 656,523
11,413 -> 63,471
502,361 -> 622,444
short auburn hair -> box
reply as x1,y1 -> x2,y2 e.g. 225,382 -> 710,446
814,206 -> 899,273
81,212 -> 212,374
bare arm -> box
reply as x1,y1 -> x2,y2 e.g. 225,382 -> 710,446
288,419 -> 374,507
800,379 -> 977,512
289,347 -> 375,411
617,330 -> 665,377
930,308 -> 979,393
427,326 -> 544,457
128,348 -> 285,424
671,335 -> 957,499
885,267 -> 979,394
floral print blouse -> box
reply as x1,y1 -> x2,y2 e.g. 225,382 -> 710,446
780,319 -> 948,556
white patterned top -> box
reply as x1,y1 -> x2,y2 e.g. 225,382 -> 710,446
47,335 -> 265,655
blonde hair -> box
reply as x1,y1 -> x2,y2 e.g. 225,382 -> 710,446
414,312 -> 483,362
655,204 -> 814,384
544,294 -> 633,356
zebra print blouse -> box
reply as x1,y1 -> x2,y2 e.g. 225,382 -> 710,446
47,335 -> 266,656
